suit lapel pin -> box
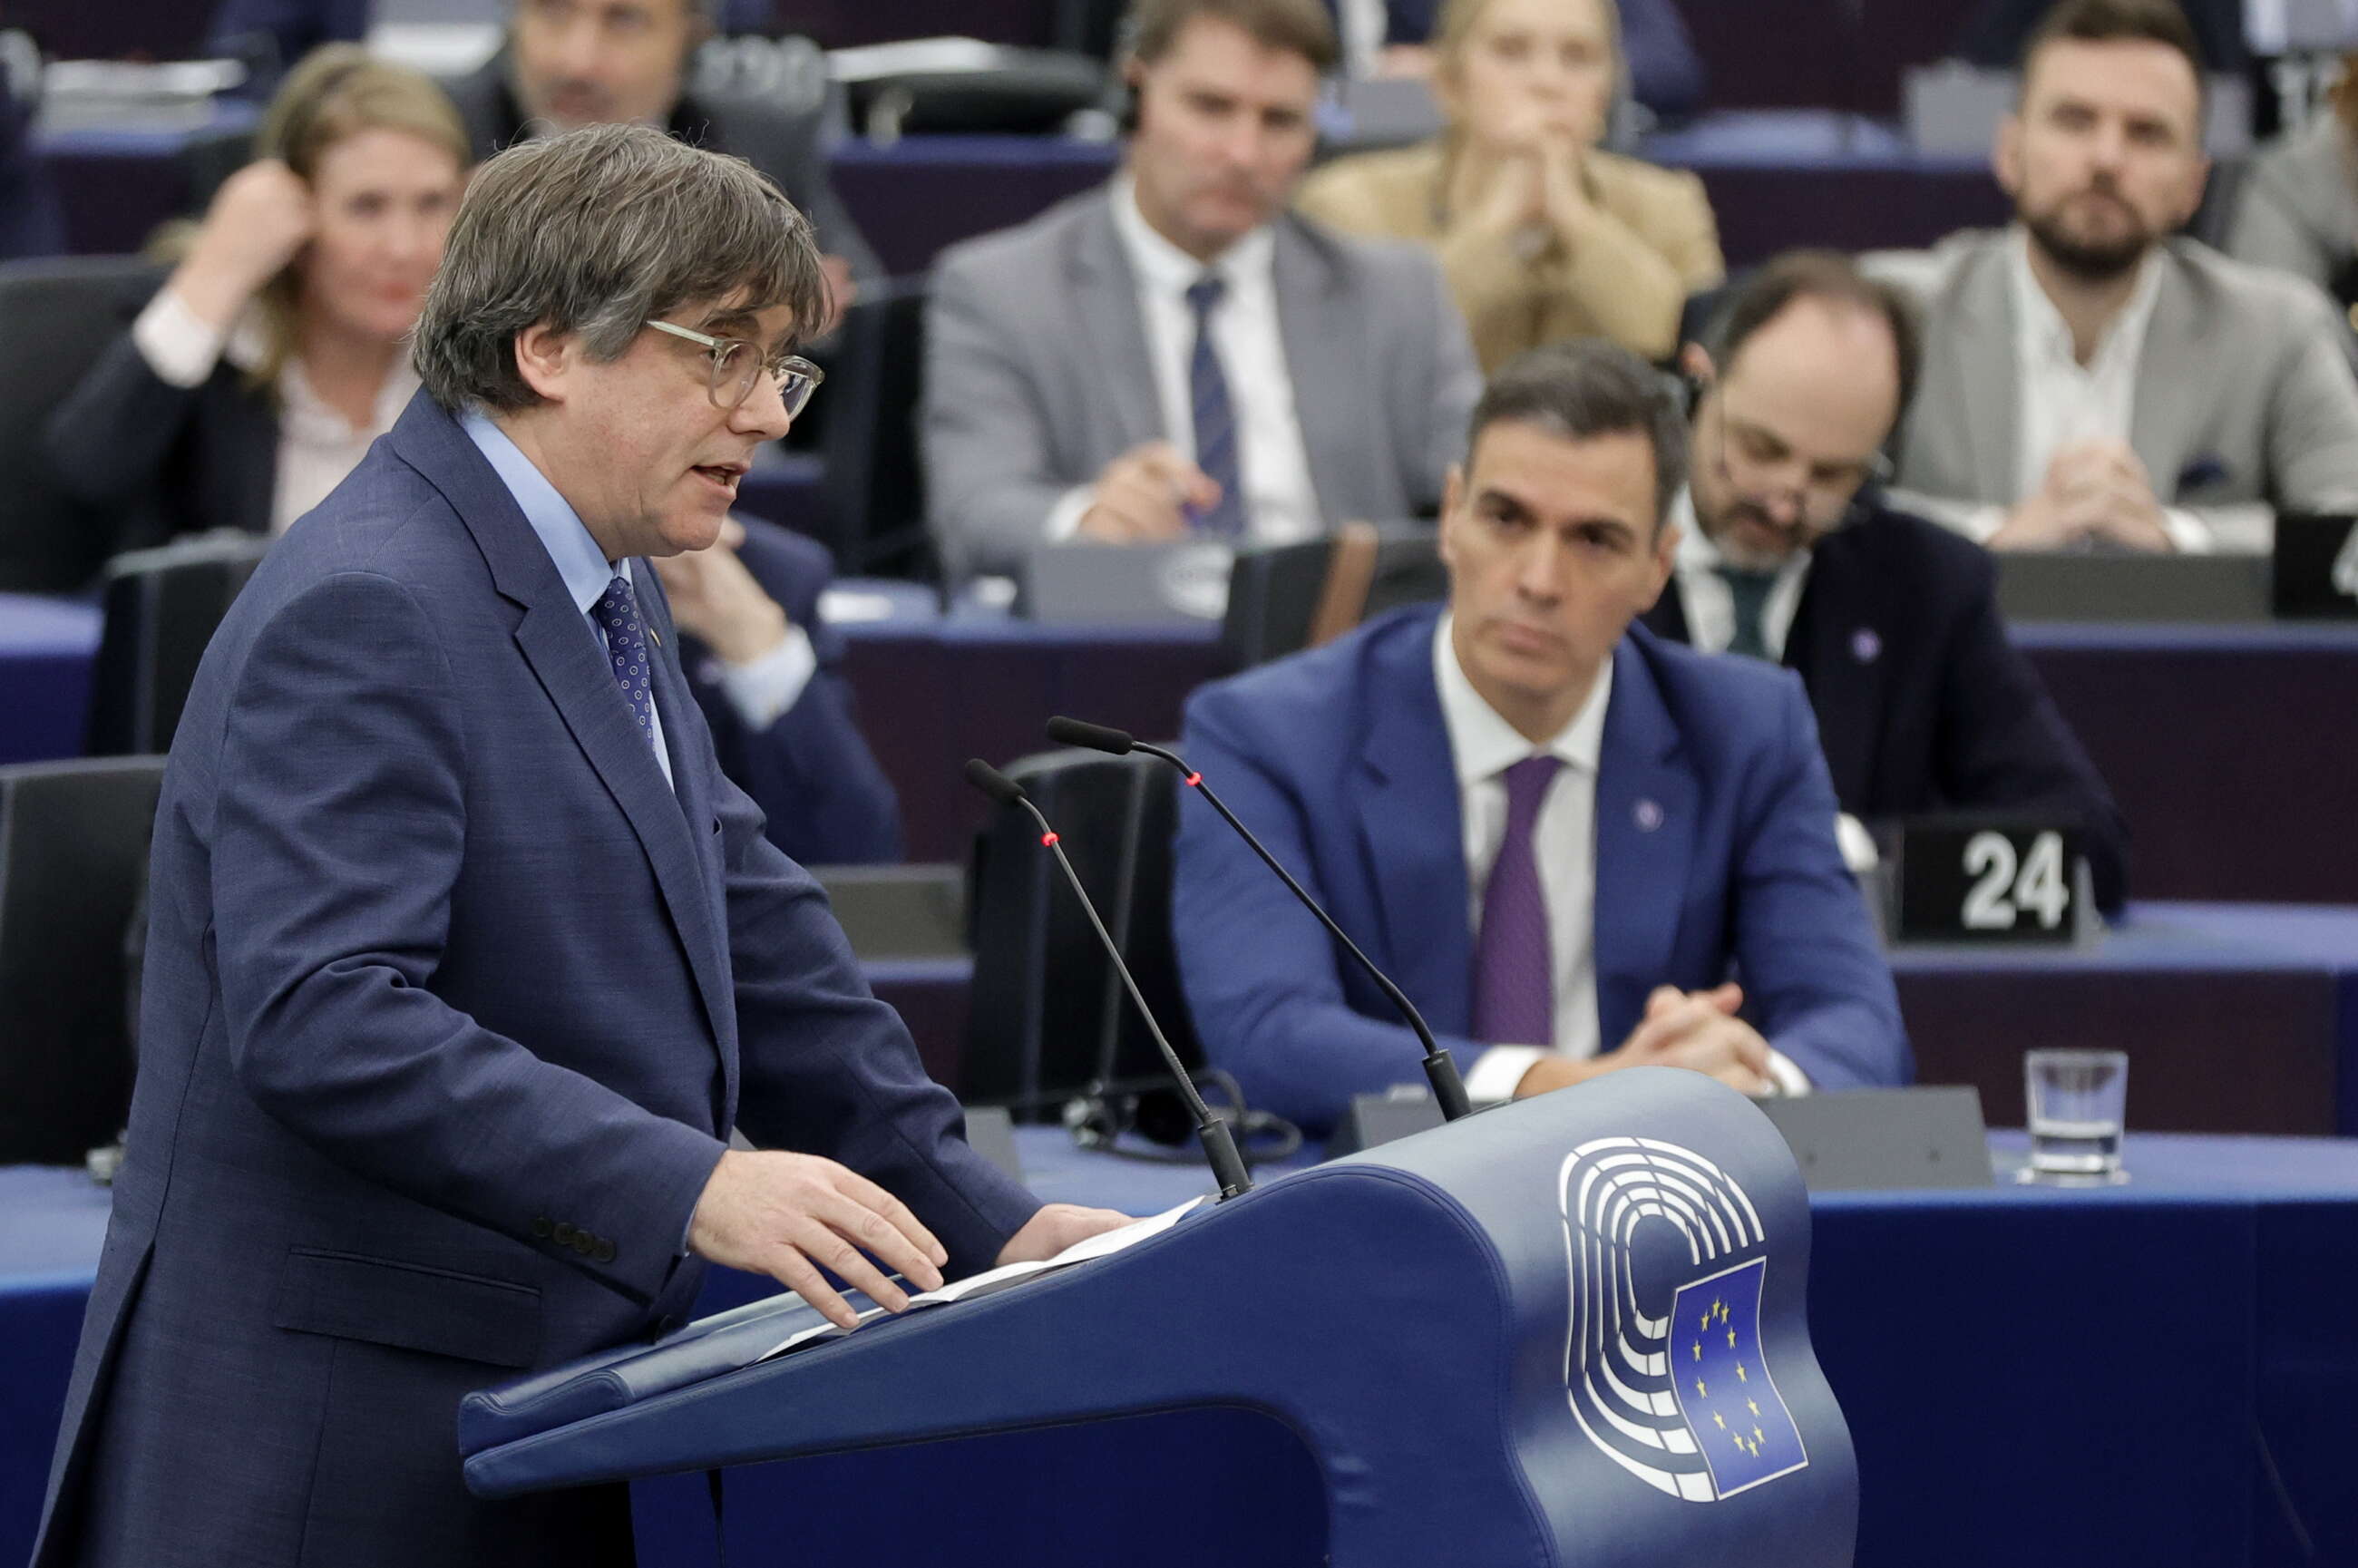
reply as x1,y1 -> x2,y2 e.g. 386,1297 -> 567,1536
1634,799 -> 1664,833
1850,628 -> 1881,665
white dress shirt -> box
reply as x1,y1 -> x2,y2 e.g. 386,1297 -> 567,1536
1945,230 -> 2210,552
1046,177 -> 1324,546
132,286 -> 418,537
1667,487 -> 1813,660
1434,618 -> 1812,1101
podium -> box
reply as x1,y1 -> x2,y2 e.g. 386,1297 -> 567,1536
462,1070 -> 1857,1565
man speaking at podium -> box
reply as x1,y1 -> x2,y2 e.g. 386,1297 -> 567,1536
1173,340 -> 1909,1135
34,125 -> 1123,1568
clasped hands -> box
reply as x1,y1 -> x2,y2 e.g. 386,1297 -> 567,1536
1513,982 -> 1772,1099
688,1149 -> 1130,1330
1991,440 -> 2174,553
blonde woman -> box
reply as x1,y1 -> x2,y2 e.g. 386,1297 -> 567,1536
47,46 -> 469,550
1297,0 -> 1721,369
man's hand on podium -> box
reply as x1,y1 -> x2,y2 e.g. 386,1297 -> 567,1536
995,1203 -> 1135,1268
1514,984 -> 1770,1098
689,1150 -> 949,1329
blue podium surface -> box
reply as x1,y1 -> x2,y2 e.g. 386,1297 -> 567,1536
464,1072 -> 1856,1567
5,1125 -> 2354,1565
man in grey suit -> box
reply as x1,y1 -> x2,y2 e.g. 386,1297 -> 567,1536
922,0 -> 1482,582
1867,0 -> 2358,554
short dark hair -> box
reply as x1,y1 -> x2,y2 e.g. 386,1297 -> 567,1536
1466,340 -> 1689,532
2019,0 -> 2207,115
1124,0 -> 1340,73
413,122 -> 826,414
1702,250 -> 1922,428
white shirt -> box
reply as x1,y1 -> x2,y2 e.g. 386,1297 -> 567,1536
133,286 -> 814,731
1046,177 -> 1323,547
1667,487 -> 1812,661
132,286 -> 417,537
1948,230 -> 2212,552
1433,618 -> 1813,1101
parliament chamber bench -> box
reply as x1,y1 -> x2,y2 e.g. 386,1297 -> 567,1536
6,592 -> 2358,899
35,112 -> 2010,272
864,900 -> 2358,1139
4,1125 -> 2352,1568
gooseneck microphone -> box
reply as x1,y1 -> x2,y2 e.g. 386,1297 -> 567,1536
1045,717 -> 1474,1123
961,759 -> 1252,1200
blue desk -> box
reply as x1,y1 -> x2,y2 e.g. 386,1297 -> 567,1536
0,593 -> 97,765
866,901 -> 2358,1139
33,102 -> 258,257
5,1128 -> 2353,1567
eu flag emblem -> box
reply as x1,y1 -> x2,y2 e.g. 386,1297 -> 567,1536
1668,1257 -> 1807,1498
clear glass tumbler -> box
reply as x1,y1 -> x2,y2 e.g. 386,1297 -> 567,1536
2022,1049 -> 2129,1184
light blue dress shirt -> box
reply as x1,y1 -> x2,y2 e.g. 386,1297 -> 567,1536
462,410 -> 674,787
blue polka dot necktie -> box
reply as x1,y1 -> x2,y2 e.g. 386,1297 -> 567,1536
590,570 -> 658,755
1184,272 -> 1248,539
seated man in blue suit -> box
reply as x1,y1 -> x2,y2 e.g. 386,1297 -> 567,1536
1643,249 -> 2129,912
34,124 -> 1123,1568
1173,337 -> 1907,1135
654,514 -> 902,864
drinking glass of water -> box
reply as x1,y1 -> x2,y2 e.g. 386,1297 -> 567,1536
2021,1049 -> 2129,1184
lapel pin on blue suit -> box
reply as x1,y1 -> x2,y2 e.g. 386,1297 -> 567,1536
1849,628 -> 1881,665
1634,798 -> 1664,833
1558,1135 -> 1808,1502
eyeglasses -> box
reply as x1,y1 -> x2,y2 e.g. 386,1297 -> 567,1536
645,318 -> 824,418
1714,404 -> 1892,529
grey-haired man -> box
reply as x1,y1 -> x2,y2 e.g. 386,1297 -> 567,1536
32,124 -> 1122,1568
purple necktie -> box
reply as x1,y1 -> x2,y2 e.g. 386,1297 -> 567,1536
1471,755 -> 1563,1047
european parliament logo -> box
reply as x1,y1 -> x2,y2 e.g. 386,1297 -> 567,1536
1557,1136 -> 1808,1502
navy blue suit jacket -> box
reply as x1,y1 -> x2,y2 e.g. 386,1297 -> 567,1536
1642,504 -> 2130,914
34,394 -> 1034,1568
1172,606 -> 1908,1134
682,518 -> 901,866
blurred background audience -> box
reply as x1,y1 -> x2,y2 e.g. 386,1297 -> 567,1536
1871,0 -> 2358,553
1297,0 -> 1721,368
46,46 -> 467,551
921,0 -> 1479,580
2227,53 -> 2358,313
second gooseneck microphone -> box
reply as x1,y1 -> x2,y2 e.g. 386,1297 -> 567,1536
1045,716 -> 1474,1123
962,758 -> 1252,1200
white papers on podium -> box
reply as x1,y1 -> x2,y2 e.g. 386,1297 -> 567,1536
756,1197 -> 1204,1361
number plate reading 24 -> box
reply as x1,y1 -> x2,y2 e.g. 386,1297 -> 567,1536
1893,821 -> 2081,946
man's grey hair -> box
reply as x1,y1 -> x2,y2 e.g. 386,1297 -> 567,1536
1465,339 -> 1690,532
413,122 -> 825,414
